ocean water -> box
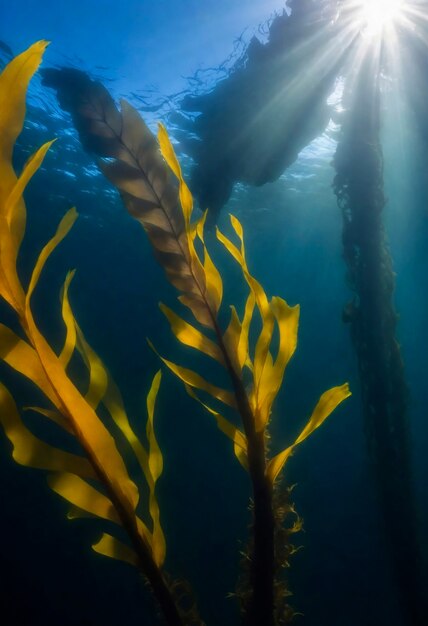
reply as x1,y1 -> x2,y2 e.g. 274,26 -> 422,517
0,1 -> 427,625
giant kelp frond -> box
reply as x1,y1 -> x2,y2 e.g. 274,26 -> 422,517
44,65 -> 351,624
155,132 -> 351,478
0,43 -> 187,626
152,126 -> 351,625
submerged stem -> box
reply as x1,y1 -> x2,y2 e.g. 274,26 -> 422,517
214,322 -> 277,626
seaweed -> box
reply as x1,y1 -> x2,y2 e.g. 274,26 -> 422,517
333,45 -> 427,626
0,42 -> 351,626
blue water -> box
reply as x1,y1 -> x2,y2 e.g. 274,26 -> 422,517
1,1 -> 427,625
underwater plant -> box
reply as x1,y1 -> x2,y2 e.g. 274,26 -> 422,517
333,46 -> 427,626
0,42 -> 351,626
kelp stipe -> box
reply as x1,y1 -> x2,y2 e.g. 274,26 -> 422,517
0,43 -> 192,626
154,129 -> 351,625
44,68 -> 352,624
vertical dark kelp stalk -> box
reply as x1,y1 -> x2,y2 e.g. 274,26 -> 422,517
1,42 -> 350,626
333,35 -> 427,625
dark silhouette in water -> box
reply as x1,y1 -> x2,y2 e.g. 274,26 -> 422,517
333,46 -> 427,626
176,0 -> 349,218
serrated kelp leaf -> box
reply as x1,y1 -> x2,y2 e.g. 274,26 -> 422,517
59,270 -> 77,369
93,533 -> 138,568
150,341 -> 236,409
185,385 -> 248,470
159,303 -> 224,364
48,473 -> 121,524
267,384 -> 352,483
146,370 -> 166,567
0,382 -> 95,478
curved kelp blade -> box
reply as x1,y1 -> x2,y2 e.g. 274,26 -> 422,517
0,41 -> 49,312
59,279 -> 165,561
185,385 -> 248,470
93,533 -> 139,567
267,384 -> 352,483
0,383 -> 95,478
146,371 -> 166,567
150,341 -> 236,409
0,39 -> 48,206
159,303 -> 224,365
256,297 -> 300,429
58,270 -> 77,369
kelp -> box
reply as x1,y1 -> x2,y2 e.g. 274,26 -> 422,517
333,47 -> 427,626
0,42 -> 191,626
43,65 -> 351,624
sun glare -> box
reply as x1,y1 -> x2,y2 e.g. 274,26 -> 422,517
359,0 -> 404,37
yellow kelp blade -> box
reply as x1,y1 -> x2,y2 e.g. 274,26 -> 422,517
195,212 -> 223,314
0,141 -> 56,314
59,270 -> 77,369
157,123 -> 193,223
146,371 -> 166,567
150,341 -> 236,408
159,303 -> 224,365
48,472 -> 121,524
0,44 -> 49,311
157,124 -> 211,329
73,320 -> 153,489
267,384 -> 352,484
186,385 -> 248,470
0,323 -> 62,409
227,216 -> 277,427
0,41 -> 48,170
26,207 -> 78,301
222,306 -> 242,373
93,533 -> 138,568
71,307 -> 160,559
223,292 -> 256,374
216,220 -> 275,428
257,297 -> 300,428
23,223 -> 141,518
5,140 -> 55,251
75,327 -> 108,409
0,382 -> 95,478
